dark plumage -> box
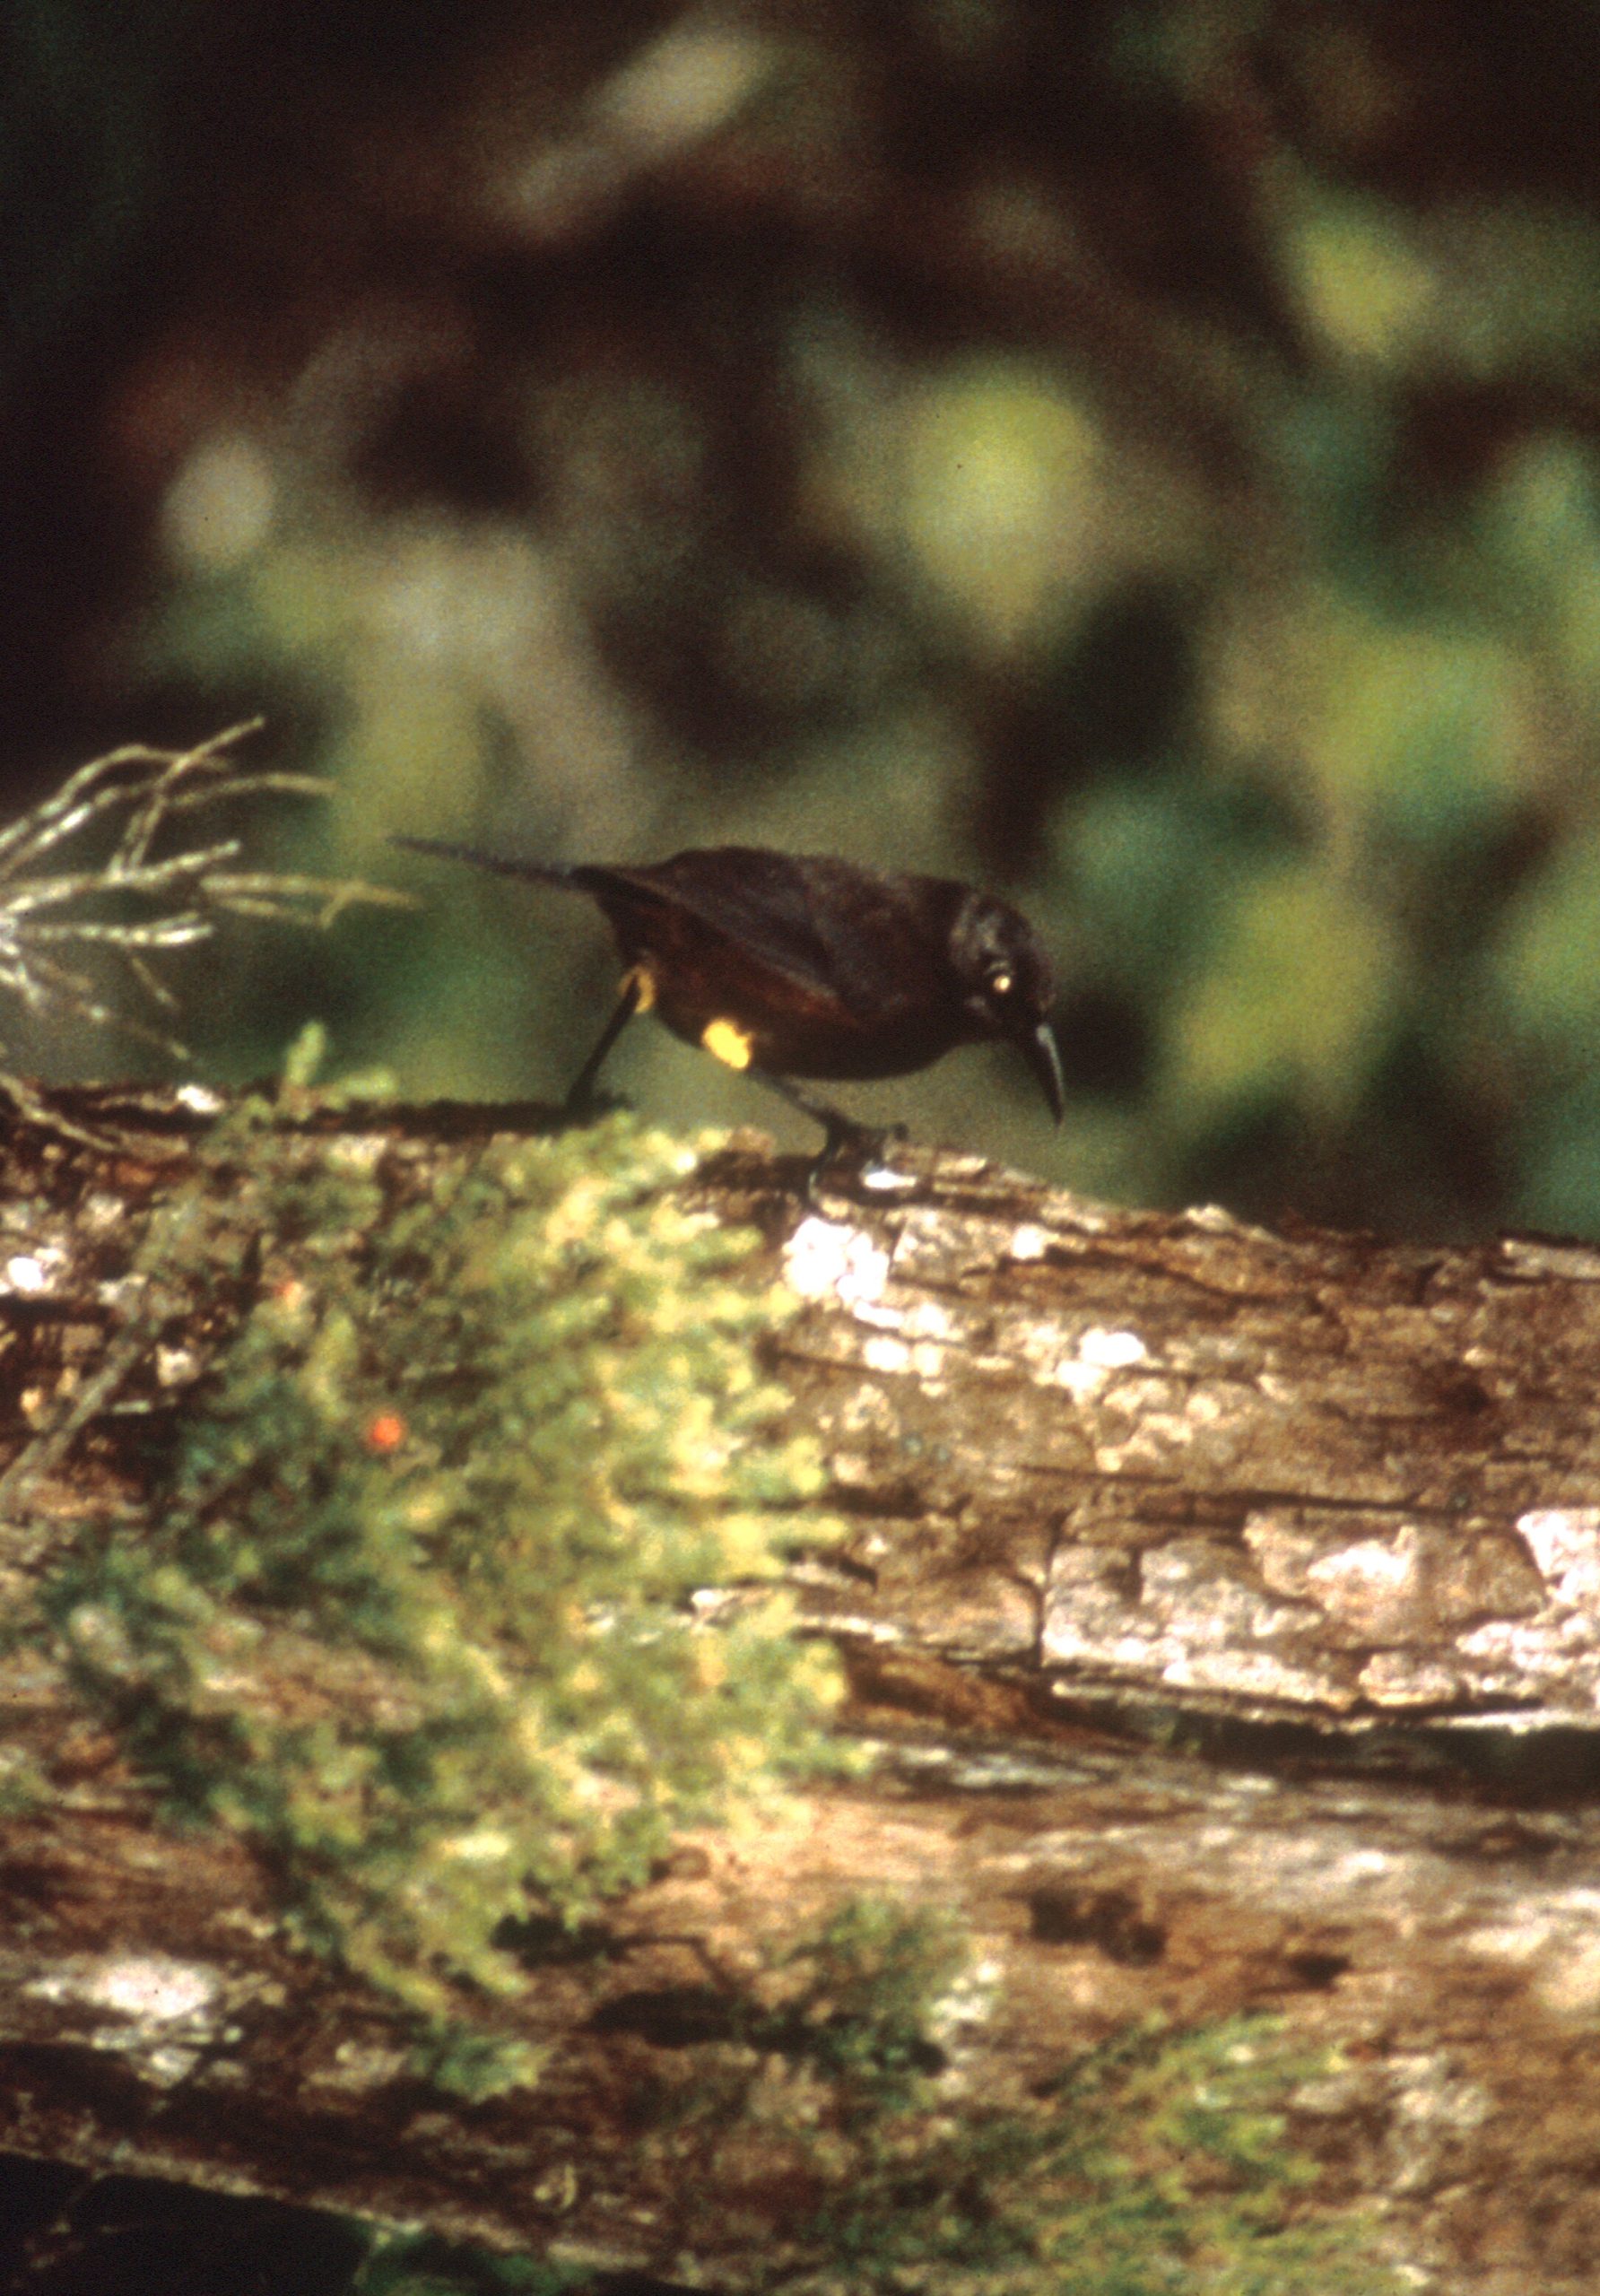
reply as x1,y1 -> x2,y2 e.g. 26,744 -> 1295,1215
394,838 -> 1065,1163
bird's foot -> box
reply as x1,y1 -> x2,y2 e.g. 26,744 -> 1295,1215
804,1118 -> 913,1203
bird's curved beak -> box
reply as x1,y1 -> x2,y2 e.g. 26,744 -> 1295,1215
1026,1018 -> 1066,1124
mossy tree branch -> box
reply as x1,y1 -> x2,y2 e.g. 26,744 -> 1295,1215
4,1086 -> 1600,2288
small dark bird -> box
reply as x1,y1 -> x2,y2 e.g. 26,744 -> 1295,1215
393,839 -> 1065,1168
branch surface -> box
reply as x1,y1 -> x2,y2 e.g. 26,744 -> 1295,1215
3,1089 -> 1598,2292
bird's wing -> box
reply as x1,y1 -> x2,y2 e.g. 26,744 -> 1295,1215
394,837 -> 865,1016
587,849 -> 943,1019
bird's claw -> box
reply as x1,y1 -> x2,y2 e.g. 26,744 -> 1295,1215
803,1118 -> 912,1203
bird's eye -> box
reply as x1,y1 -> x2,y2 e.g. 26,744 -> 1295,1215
986,967 -> 1014,997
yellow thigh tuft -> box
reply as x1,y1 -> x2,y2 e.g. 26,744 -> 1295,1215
700,1017 -> 754,1070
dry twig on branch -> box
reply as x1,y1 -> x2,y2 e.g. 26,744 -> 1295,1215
0,721 -> 408,1064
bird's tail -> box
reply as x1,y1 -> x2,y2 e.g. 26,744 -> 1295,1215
390,835 -> 580,890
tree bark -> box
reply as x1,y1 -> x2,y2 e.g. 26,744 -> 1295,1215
4,1088 -> 1600,2292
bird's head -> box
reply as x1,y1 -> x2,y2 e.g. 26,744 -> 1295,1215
950,891 -> 1065,1122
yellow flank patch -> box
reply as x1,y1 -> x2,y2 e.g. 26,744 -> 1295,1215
622,962 -> 657,1012
700,1017 -> 754,1070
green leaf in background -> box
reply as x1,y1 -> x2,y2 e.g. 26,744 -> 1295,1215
1299,604 -> 1527,852
1165,860 -> 1403,1128
1492,831 -> 1600,1048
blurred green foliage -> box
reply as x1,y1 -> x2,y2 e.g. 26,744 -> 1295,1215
40,1094 -> 840,2086
11,0 -> 1600,1233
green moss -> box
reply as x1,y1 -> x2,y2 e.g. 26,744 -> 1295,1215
0,1747 -> 51,1817
351,2228 -> 581,2296
770,1893 -> 975,2118
42,1097 -> 841,2083
327,1894 -> 1398,2292
639,1898 -> 1399,2295
791,2009 -> 1396,2294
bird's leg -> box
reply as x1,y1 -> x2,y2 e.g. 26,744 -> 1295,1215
563,970 -> 646,1118
752,1073 -> 908,1194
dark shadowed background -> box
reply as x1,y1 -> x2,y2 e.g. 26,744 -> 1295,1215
7,0 -> 1600,1237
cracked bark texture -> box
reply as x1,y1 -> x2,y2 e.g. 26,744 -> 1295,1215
4,1088 -> 1600,2292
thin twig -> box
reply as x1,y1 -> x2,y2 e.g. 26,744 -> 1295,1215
0,723 -> 412,1068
